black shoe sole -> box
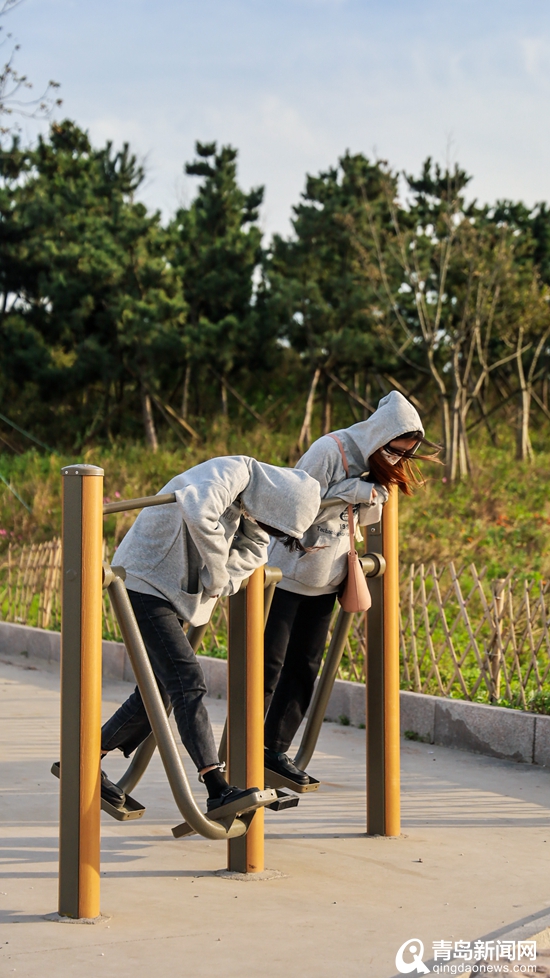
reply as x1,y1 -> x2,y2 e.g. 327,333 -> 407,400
264,761 -> 309,786
207,786 -> 261,813
264,766 -> 320,793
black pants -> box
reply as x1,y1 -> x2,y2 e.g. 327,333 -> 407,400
264,587 -> 336,753
101,590 -> 219,771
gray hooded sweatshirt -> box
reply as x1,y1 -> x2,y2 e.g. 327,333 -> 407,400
114,455 -> 321,625
269,391 -> 424,595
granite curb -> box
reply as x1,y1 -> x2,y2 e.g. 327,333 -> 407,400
1,620 -> 548,767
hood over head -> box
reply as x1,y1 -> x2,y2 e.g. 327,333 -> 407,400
240,460 -> 321,537
337,391 -> 424,464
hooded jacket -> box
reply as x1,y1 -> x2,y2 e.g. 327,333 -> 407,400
269,391 -> 424,595
115,456 -> 321,625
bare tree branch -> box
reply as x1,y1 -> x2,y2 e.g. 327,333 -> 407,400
0,0 -> 62,134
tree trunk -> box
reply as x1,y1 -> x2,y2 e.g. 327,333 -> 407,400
458,387 -> 472,478
445,349 -> 471,483
440,394 -> 451,481
449,391 -> 460,483
181,362 -> 191,420
515,328 -> 534,462
141,385 -> 158,453
364,378 -> 371,421
516,387 -> 533,462
221,377 -> 228,418
426,347 -> 451,480
298,367 -> 321,452
323,381 -> 334,434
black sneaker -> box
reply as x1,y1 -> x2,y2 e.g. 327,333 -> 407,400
206,785 -> 260,813
264,748 -> 309,786
101,770 -> 126,810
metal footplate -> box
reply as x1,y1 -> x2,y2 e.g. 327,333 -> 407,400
172,787 -> 279,839
267,789 -> 300,811
51,762 -> 146,821
264,767 -> 320,793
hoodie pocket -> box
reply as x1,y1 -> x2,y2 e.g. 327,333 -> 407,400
178,586 -> 217,627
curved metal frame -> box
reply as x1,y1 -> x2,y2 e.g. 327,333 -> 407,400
293,608 -> 354,771
219,555 -> 385,773
112,550 -> 385,790
115,568 -> 283,796
115,620 -> 209,796
105,568 -> 248,840
102,489 -> 386,814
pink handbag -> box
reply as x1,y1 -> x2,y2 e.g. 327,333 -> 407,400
328,434 -> 372,613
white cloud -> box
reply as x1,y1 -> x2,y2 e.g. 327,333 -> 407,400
257,96 -> 318,151
519,35 -> 550,79
10,0 -> 550,237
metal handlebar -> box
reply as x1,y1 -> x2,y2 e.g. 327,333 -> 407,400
103,492 -> 375,518
103,492 -> 177,515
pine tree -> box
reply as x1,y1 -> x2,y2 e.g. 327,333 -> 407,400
0,120 -> 186,447
169,142 -> 265,419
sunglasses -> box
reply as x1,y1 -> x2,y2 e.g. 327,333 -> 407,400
382,441 -> 422,461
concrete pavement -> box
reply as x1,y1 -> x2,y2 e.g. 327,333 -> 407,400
1,649 -> 550,978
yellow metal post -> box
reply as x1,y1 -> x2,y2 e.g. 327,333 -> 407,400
383,486 -> 400,837
365,486 -> 400,836
58,464 -> 103,919
227,566 -> 265,873
244,566 -> 265,871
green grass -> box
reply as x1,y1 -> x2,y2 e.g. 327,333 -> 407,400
399,443 -> 550,581
1,432 -> 549,579
0,422 -> 301,552
2,428 -> 550,712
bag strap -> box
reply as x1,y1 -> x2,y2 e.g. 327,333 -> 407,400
328,434 -> 355,555
328,433 -> 348,476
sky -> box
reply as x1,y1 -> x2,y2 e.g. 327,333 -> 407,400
9,0 -> 550,237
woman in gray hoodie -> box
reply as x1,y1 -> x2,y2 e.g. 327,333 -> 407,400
100,455 -> 321,813
263,391 -> 426,786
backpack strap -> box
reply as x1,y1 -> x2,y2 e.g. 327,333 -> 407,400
328,434 -> 355,554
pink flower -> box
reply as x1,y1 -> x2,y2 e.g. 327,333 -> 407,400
115,491 -> 121,498
0,529 -> 7,536
103,497 -> 111,504
442,477 -> 447,483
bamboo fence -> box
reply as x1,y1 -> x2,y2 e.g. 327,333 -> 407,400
2,540 -> 550,707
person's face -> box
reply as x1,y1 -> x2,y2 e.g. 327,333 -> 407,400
380,437 -> 420,465
389,437 -> 418,453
